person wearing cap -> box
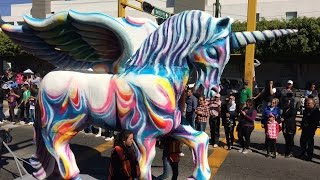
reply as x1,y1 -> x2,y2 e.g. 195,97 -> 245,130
265,112 -> 280,158
239,81 -> 252,109
280,80 -> 295,110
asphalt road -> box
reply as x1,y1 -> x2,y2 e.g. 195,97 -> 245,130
0,122 -> 319,180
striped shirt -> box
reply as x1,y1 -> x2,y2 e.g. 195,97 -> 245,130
195,104 -> 209,122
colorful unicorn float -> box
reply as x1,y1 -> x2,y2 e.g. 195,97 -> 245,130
1,10 -> 297,180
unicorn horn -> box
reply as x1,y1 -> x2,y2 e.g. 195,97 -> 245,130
230,29 -> 298,49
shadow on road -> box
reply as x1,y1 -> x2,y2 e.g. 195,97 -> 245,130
72,144 -> 109,179
249,142 -> 301,157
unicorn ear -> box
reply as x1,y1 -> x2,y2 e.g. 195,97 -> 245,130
216,17 -> 232,32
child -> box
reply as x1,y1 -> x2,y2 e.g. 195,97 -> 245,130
28,84 -> 38,125
224,95 -> 237,150
265,113 -> 280,158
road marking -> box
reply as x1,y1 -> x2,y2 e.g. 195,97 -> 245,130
208,139 -> 229,179
208,128 -> 239,179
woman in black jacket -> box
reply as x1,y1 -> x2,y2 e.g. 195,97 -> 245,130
281,98 -> 297,158
109,130 -> 140,180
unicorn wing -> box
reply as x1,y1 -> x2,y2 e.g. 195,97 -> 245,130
1,10 -> 158,73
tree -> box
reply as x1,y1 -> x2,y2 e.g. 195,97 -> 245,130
0,32 -> 24,58
231,17 -> 320,59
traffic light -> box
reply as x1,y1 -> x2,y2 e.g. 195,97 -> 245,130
142,2 -> 154,14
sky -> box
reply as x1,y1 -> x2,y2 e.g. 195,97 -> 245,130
0,0 -> 32,16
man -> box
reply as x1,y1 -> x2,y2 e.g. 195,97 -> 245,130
185,89 -> 197,129
239,81 -> 252,109
299,98 -> 320,161
280,80 -> 295,109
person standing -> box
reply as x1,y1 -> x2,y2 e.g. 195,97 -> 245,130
237,99 -> 257,154
109,130 -> 140,180
158,136 -> 181,180
208,94 -> 221,147
265,113 -> 280,159
254,80 -> 276,119
17,84 -> 31,123
224,95 -> 237,150
7,89 -> 19,122
299,98 -> 320,161
239,81 -> 252,109
280,80 -> 295,109
304,83 -> 319,106
281,98 -> 297,158
185,89 -> 198,129
0,86 -> 5,124
195,96 -> 209,132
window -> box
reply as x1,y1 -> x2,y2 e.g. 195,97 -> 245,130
256,13 -> 260,22
286,11 -> 297,20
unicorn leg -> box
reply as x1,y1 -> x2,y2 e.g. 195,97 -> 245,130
51,131 -> 81,180
170,125 -> 211,180
30,139 -> 56,180
135,136 -> 157,180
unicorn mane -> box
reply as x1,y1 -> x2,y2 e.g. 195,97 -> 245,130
124,10 -> 232,74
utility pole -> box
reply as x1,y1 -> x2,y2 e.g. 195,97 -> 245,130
214,0 -> 220,18
244,0 -> 257,90
118,0 -> 128,17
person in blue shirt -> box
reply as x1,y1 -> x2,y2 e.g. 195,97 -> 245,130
262,98 -> 281,126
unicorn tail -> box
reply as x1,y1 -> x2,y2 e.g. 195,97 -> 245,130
30,100 -> 55,180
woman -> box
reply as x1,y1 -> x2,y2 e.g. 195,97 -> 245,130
7,89 -> 20,122
109,130 -> 140,180
237,99 -> 257,154
281,98 -> 297,158
262,98 -> 281,126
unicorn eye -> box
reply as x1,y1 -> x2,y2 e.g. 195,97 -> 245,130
206,47 -> 218,59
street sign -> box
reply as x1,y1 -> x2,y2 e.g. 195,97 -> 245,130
154,7 -> 170,19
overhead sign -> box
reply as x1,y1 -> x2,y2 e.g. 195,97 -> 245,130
154,7 -> 170,19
